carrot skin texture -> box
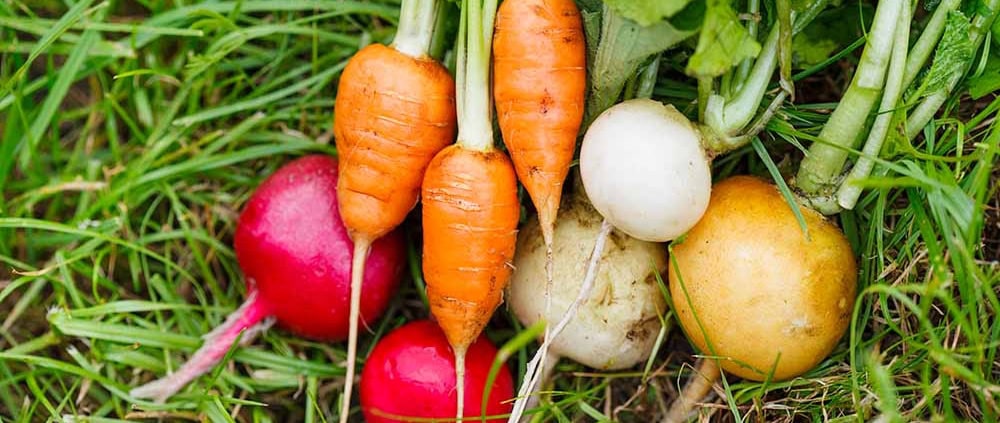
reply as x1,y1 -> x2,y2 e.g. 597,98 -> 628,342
334,43 -> 457,241
422,145 -> 521,351
493,0 -> 586,237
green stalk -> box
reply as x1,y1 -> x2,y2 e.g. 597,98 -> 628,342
836,2 -> 911,211
455,0 -> 498,152
794,0 -> 904,205
392,0 -> 439,58
701,0 -> 828,154
901,0 -> 960,91
905,0 -> 999,140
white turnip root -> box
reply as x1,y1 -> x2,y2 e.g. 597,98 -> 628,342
580,98 -> 712,243
507,185 -> 668,413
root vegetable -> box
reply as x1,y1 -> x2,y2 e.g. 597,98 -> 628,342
420,0 -> 520,418
580,98 -> 712,243
360,320 -> 514,423
333,0 -> 457,418
507,185 -> 668,407
130,155 -> 405,402
665,175 -> 856,421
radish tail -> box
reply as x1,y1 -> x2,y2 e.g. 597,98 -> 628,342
455,346 -> 468,422
340,238 -> 372,423
663,359 -> 721,423
509,219 -> 613,422
130,291 -> 273,402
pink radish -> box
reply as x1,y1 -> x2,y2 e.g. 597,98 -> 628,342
130,155 -> 406,402
360,320 -> 514,423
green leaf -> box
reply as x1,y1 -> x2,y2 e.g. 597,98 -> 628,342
685,0 -> 761,78
586,4 -> 698,122
601,0 -> 691,26
922,11 -> 973,94
968,53 -> 1000,99
790,3 -> 871,68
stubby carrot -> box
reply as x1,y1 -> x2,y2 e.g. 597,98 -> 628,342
492,0 -> 586,412
332,0 -> 456,420
421,0 -> 519,419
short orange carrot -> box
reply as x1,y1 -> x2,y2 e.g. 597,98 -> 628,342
422,0 -> 519,419
332,0 -> 456,420
492,0 -> 586,416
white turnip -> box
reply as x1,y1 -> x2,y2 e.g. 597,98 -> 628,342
507,185 -> 668,412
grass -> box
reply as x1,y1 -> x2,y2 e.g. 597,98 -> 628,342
0,0 -> 998,422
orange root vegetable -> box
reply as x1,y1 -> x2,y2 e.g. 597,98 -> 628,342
493,0 -> 585,245
422,0 -> 518,418
422,145 -> 520,354
333,0 -> 456,420
493,2 -> 586,414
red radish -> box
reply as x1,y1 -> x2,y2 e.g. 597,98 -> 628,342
360,320 -> 514,423
130,155 -> 405,402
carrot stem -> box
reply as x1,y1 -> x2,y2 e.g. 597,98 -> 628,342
130,291 -> 273,402
393,0 -> 439,58
340,238 -> 372,423
662,359 -> 721,423
457,0 -> 498,152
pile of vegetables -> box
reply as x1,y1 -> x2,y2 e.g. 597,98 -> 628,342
57,0 -> 996,420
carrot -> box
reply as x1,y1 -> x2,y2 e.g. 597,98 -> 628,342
421,0 -> 519,419
493,0 -> 585,246
492,0 -> 586,414
332,0 -> 456,420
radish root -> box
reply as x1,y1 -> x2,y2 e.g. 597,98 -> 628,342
130,291 -> 274,402
509,219 -> 613,421
663,359 -> 721,423
340,238 -> 372,423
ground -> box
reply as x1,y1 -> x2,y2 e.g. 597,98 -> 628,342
1,1 -> 999,422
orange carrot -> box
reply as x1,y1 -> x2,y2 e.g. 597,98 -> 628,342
333,0 -> 456,420
492,0 -> 586,416
422,0 -> 519,418
493,0 -> 585,246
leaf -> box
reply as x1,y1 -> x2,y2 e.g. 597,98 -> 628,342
790,3 -> 872,68
922,11 -> 973,94
601,0 -> 691,26
685,0 -> 761,78
586,3 -> 699,123
968,53 -> 1000,99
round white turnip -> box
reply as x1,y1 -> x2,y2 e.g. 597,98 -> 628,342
580,98 -> 712,243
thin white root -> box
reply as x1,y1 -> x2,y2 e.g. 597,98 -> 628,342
340,239 -> 372,423
508,219 -> 613,422
130,292 -> 273,402
516,352 -> 560,422
663,359 -> 721,423
455,347 -> 468,422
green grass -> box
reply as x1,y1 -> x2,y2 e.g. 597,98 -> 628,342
1,1 -> 998,422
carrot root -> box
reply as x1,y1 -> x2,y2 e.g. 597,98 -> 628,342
455,346 -> 468,422
340,238 -> 372,423
509,219 -> 613,421
130,292 -> 273,402
663,359 -> 721,423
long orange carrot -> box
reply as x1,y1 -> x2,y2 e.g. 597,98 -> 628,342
492,1 -> 586,416
333,0 -> 456,421
493,0 -> 585,246
422,0 -> 519,419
